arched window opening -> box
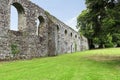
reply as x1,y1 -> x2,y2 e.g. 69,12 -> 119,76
57,25 -> 60,32
10,2 -> 25,31
70,33 -> 72,37
75,35 -> 77,38
36,19 -> 39,35
64,29 -> 67,35
10,5 -> 18,31
36,16 -> 44,35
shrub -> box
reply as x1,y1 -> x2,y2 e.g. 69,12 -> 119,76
11,44 -> 20,57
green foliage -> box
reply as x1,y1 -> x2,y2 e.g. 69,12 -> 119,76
102,18 -> 115,28
77,0 -> 120,49
77,10 -> 94,38
45,10 -> 50,15
11,44 -> 20,56
112,33 -> 120,46
104,34 -> 114,47
93,37 -> 100,45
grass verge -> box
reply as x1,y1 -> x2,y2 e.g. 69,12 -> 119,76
0,48 -> 120,80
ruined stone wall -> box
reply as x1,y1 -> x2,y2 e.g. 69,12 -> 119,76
80,36 -> 89,51
46,14 -> 89,55
0,0 -> 88,60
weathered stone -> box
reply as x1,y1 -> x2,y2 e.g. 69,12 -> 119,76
0,0 -> 89,60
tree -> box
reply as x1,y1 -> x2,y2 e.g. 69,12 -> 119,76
77,0 -> 120,49
77,10 -> 95,48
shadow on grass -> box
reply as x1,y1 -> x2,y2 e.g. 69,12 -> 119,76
83,55 -> 120,69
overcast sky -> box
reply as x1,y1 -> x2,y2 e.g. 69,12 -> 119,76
10,0 -> 86,31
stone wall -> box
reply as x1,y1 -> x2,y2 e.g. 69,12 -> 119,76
0,0 -> 89,60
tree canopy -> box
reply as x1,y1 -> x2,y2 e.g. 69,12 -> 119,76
77,0 -> 120,49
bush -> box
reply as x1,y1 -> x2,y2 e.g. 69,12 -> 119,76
105,42 -> 114,48
104,34 -> 115,48
11,44 -> 20,57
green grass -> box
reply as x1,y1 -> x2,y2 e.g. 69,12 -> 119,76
0,48 -> 120,80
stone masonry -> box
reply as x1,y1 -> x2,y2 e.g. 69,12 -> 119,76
0,0 -> 89,60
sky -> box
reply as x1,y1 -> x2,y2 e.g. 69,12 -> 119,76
10,0 -> 86,31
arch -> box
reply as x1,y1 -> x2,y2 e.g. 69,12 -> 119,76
70,32 -> 73,37
10,5 -> 18,31
75,35 -> 77,38
10,2 -> 25,31
36,16 -> 45,35
64,29 -> 67,35
12,3 -> 24,14
57,25 -> 60,32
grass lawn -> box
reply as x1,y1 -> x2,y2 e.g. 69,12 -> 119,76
0,48 -> 120,80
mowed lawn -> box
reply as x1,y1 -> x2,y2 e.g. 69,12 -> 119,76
0,48 -> 120,80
